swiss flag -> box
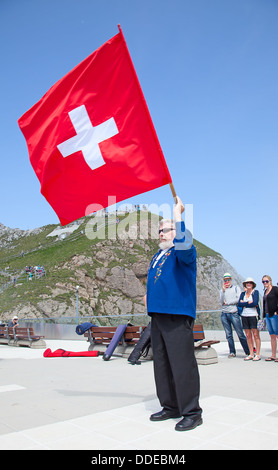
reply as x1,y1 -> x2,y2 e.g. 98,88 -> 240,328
18,26 -> 172,226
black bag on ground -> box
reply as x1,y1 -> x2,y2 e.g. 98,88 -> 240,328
127,323 -> 151,365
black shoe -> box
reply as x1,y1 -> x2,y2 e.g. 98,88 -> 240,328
150,409 -> 180,421
175,415 -> 203,431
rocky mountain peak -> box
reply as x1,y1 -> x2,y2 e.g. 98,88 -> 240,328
0,213 -> 243,322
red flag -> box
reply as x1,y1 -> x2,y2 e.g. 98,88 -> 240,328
18,26 -> 172,226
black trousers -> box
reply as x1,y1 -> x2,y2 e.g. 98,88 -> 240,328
150,313 -> 202,418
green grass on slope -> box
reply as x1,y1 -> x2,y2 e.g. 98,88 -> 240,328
0,214 -> 222,316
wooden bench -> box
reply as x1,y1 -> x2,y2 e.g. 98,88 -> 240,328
84,323 -> 220,363
193,324 -> 220,348
85,325 -> 147,357
193,324 -> 220,365
0,326 -> 46,349
0,327 -> 12,345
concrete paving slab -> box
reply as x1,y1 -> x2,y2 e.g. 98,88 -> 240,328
0,337 -> 277,450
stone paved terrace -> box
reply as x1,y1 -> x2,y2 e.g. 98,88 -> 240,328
0,334 -> 278,451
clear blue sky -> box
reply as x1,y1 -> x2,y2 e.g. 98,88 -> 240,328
1,0 -> 278,290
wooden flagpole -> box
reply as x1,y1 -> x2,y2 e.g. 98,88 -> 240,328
169,182 -> 177,203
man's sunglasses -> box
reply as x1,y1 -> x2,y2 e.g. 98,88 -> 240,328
159,227 -> 174,234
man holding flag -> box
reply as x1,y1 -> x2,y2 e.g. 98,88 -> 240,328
146,196 -> 202,432
18,26 -> 201,431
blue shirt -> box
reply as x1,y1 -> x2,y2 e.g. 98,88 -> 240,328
146,221 -> 197,319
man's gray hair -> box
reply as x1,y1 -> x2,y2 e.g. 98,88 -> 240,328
159,218 -> 175,228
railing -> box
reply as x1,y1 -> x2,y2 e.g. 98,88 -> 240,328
7,310 -> 223,340
0,269 -> 46,293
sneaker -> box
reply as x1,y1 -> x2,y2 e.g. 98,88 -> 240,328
228,353 -> 236,358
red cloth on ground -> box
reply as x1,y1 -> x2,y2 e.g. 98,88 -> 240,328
43,348 -> 99,357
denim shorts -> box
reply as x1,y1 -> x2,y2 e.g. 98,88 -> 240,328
265,314 -> 278,336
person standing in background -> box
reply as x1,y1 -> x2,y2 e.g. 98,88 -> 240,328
220,273 -> 249,358
262,275 -> 278,362
238,278 -> 261,361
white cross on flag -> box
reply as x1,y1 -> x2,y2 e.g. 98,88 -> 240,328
18,26 -> 172,226
57,104 -> 119,172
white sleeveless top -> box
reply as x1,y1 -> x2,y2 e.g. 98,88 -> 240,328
241,292 -> 258,317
